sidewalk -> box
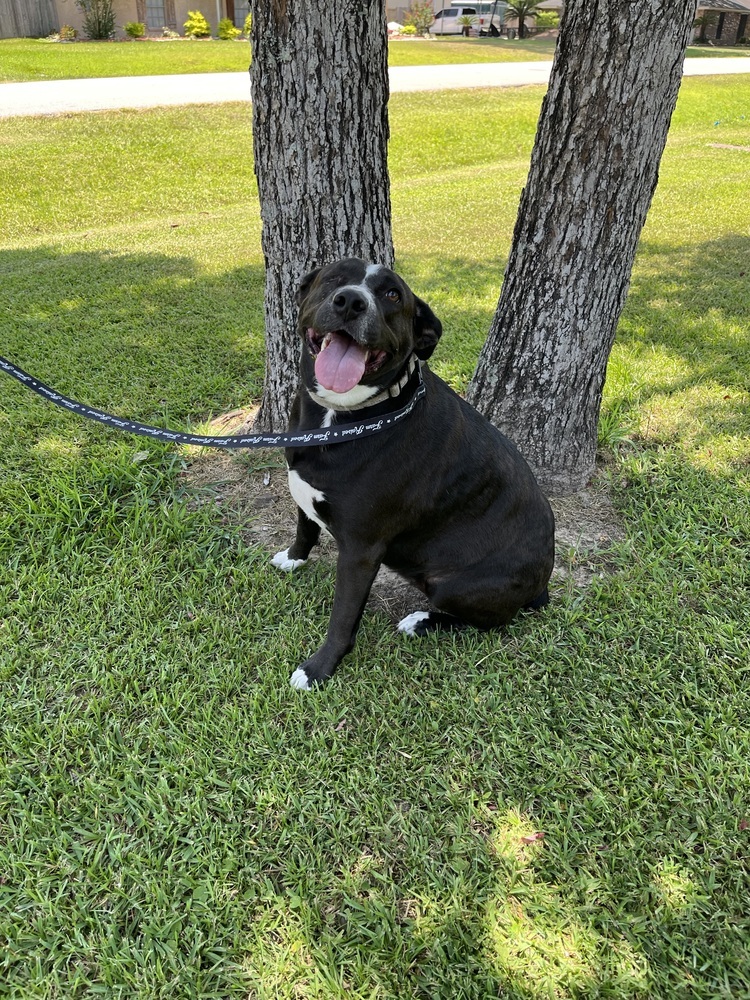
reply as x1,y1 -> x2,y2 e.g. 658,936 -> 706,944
1,57 -> 749,118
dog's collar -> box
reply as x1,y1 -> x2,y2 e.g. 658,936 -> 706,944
308,354 -> 420,413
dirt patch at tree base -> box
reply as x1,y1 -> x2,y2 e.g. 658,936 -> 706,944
183,407 -> 624,623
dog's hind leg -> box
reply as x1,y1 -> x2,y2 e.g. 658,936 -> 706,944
272,507 -> 321,572
397,610 -> 467,637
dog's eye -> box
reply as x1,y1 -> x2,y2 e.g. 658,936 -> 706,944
385,289 -> 401,302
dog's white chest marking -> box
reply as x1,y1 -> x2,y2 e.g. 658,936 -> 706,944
314,382 -> 379,409
288,470 -> 328,529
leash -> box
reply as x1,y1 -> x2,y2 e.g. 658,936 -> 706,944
0,354 -> 426,450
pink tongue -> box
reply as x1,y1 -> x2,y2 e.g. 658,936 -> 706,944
315,332 -> 368,393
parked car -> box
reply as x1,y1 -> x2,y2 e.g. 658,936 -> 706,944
430,3 -> 506,35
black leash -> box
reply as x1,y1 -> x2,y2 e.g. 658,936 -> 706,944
0,354 -> 425,450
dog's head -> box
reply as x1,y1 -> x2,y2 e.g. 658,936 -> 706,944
296,258 -> 442,397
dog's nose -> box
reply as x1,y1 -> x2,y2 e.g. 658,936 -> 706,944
331,288 -> 368,320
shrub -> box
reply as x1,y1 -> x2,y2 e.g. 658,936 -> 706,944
75,0 -> 115,39
243,13 -> 252,36
218,17 -> 241,40
184,10 -> 211,38
535,11 -> 559,29
404,0 -> 434,35
58,24 -> 78,40
400,24 -> 417,35
124,21 -> 146,38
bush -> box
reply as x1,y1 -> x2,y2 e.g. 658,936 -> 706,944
218,17 -> 241,40
75,0 -> 115,39
184,10 -> 211,38
404,0 -> 434,35
243,13 -> 252,36
124,21 -> 146,38
400,24 -> 417,35
535,11 -> 560,29
58,24 -> 78,40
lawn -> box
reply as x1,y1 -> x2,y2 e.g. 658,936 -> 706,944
1,77 -> 749,998
0,35 -> 746,82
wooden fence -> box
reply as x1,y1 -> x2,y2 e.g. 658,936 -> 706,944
0,0 -> 58,38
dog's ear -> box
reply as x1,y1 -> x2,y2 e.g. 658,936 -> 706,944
295,266 -> 322,306
413,296 -> 443,361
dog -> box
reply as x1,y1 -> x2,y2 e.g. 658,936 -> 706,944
271,258 -> 555,689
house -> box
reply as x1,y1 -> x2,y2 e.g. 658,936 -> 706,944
693,0 -> 750,44
0,0 -> 251,40
54,0 -> 251,37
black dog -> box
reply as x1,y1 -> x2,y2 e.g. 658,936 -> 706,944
272,258 -> 555,689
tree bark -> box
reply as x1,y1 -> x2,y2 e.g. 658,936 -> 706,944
250,0 -> 393,430
467,0 -> 697,496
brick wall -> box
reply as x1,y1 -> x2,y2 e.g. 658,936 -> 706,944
701,10 -> 750,44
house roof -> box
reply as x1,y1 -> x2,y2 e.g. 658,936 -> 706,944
696,0 -> 750,10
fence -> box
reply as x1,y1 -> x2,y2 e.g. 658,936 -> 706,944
0,0 -> 58,38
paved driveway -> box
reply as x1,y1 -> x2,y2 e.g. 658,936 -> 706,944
1,57 -> 748,118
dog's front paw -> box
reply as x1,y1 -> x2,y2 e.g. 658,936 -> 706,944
289,651 -> 338,691
272,548 -> 307,573
290,667 -> 313,690
290,665 -> 331,691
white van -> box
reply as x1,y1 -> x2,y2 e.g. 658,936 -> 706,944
430,2 -> 507,36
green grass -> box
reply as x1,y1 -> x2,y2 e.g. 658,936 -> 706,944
0,36 -> 551,82
0,36 -> 252,82
389,36 -> 558,64
1,77 -> 750,998
3,35 -> 747,83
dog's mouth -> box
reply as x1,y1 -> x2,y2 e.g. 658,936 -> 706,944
306,328 -> 390,394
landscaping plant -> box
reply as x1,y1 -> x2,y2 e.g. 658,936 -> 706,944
504,0 -> 545,38
124,21 -> 146,39
184,9 -> 211,38
404,0 -> 435,36
457,13 -> 478,36
535,11 -> 560,29
74,0 -> 116,39
218,17 -> 241,40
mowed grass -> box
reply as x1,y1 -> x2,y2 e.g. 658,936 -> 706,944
0,35 -> 554,82
1,77 -> 749,998
2,34 -> 747,83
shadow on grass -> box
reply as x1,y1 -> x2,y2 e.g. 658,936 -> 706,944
620,235 -> 749,376
0,246 -> 267,443
594,233 -> 750,472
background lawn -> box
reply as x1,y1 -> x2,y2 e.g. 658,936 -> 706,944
0,35 -> 746,82
1,77 -> 749,998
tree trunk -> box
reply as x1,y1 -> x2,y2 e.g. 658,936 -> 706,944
250,0 -> 393,430
466,0 -> 697,496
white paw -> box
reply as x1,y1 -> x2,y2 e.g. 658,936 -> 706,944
271,549 -> 307,572
290,668 -> 312,691
397,611 -> 430,636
